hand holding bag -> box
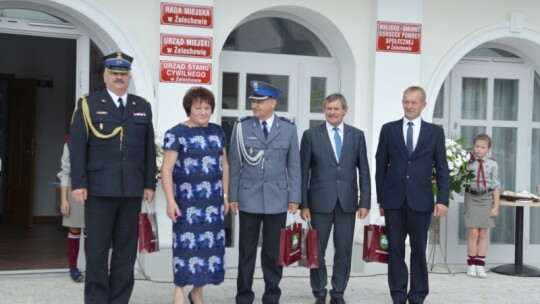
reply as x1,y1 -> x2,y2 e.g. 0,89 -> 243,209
299,221 -> 319,268
138,201 -> 159,254
278,213 -> 302,266
362,217 -> 388,264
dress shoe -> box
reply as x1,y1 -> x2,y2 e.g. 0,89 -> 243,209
330,298 -> 346,304
315,296 -> 326,304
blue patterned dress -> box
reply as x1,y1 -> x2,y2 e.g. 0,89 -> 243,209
163,123 -> 226,287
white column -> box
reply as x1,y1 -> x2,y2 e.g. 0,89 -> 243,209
370,0 -> 423,214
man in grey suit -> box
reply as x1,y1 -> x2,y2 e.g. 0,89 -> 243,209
229,81 -> 301,304
300,93 -> 371,304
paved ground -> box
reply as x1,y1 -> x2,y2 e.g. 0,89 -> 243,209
1,264 -> 540,303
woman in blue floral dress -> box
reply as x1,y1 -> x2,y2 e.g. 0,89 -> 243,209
161,87 -> 230,304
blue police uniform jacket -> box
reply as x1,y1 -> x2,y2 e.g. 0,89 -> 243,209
70,90 -> 156,197
228,115 -> 301,214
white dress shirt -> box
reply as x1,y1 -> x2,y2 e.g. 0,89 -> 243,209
403,117 -> 422,151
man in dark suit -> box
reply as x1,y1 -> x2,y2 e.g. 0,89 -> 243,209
300,93 -> 371,304
375,86 -> 449,304
70,51 -> 156,304
229,81 -> 301,304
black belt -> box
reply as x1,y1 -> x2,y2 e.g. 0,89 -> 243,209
465,188 -> 493,196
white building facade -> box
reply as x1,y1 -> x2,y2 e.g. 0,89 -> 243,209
1,0 -> 540,278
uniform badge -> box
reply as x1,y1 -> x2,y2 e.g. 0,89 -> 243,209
100,123 -> 103,130
133,112 -> 146,117
101,99 -> 106,103
96,111 -> 108,115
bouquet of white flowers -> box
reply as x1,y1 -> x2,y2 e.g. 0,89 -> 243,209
433,137 -> 474,199
155,134 -> 164,181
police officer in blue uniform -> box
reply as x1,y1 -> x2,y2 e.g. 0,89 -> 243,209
70,51 -> 156,304
229,81 -> 301,304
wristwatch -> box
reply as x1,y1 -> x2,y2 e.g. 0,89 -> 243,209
223,193 -> 229,199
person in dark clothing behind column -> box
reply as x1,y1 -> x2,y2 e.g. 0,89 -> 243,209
70,51 -> 156,304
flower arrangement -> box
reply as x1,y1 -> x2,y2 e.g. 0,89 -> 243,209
433,137 -> 475,199
155,134 -> 164,181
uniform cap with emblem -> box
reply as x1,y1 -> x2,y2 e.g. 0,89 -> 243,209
104,51 -> 133,73
248,80 -> 282,100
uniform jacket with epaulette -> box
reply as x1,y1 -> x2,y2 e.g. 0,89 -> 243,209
69,90 -> 156,197
228,115 -> 301,214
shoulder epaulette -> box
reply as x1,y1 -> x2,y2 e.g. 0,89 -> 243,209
280,116 -> 295,125
237,116 -> 253,122
80,92 -> 97,100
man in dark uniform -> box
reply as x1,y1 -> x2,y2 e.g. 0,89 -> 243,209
70,51 -> 156,304
229,81 -> 301,304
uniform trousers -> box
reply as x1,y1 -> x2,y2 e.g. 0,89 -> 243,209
84,196 -> 141,304
236,211 -> 287,304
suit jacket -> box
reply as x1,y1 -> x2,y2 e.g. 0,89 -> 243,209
300,123 -> 371,213
375,119 -> 449,212
70,90 -> 156,197
228,115 -> 301,214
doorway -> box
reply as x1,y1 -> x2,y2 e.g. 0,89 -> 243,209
434,47 -> 540,263
0,8 -> 81,270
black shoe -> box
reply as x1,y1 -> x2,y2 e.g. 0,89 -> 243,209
188,291 -> 194,304
330,298 -> 346,304
315,296 -> 326,304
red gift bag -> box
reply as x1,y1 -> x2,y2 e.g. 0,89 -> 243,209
278,222 -> 302,266
299,221 -> 319,268
138,202 -> 159,254
362,224 -> 388,264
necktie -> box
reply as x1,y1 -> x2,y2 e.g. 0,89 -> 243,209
406,121 -> 414,155
477,159 -> 487,189
118,97 -> 125,115
262,121 -> 269,139
333,127 -> 342,160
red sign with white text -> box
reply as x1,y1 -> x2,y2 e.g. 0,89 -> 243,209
161,3 -> 213,28
377,21 -> 421,54
161,34 -> 212,58
160,60 -> 212,84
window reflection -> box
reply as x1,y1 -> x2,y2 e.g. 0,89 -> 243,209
222,72 -> 239,110
461,78 -> 487,120
310,77 -> 326,113
493,79 -> 518,121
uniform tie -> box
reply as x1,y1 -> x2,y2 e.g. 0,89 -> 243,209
477,159 -> 487,189
333,127 -> 342,160
118,97 -> 125,115
406,121 -> 414,155
262,120 -> 269,139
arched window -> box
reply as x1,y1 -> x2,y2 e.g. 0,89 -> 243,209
223,17 -> 330,57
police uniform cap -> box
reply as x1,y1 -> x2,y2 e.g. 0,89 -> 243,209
248,80 -> 282,100
104,51 -> 133,73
